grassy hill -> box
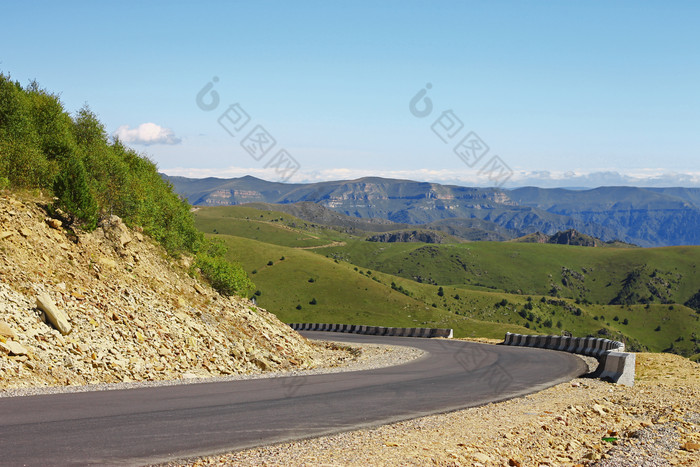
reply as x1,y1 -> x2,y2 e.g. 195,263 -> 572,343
193,205 -> 343,248
194,205 -> 700,358
320,241 -> 700,305
211,234 -> 524,339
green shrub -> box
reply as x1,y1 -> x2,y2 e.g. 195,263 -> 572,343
194,253 -> 255,297
26,82 -> 76,162
52,155 -> 98,230
0,138 -> 56,188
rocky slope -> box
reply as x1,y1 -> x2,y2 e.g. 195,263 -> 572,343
0,193 -> 330,390
510,229 -> 637,247
366,230 -> 448,244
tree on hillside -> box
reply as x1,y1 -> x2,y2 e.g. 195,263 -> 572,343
0,76 -> 54,188
26,81 -> 75,163
72,105 -> 108,147
52,155 -> 98,230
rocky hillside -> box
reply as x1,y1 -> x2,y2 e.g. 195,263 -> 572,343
366,230 -> 448,244
510,229 -> 636,247
0,193 -> 327,390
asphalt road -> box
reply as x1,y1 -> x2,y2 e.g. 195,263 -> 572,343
0,331 -> 587,466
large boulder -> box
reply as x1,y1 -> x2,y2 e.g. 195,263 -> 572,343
36,292 -> 72,335
100,215 -> 132,249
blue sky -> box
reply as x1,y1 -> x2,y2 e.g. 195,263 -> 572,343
2,1 -> 699,187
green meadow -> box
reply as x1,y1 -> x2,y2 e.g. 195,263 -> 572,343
194,206 -> 700,359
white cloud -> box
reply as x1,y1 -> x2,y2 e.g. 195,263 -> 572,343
113,123 -> 181,146
508,169 -> 700,188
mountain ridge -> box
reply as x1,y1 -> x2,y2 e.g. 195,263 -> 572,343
166,175 -> 700,247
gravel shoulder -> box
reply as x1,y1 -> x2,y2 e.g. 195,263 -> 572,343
161,343 -> 699,467
0,340 -> 424,398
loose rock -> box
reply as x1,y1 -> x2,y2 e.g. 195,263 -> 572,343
36,292 -> 71,335
0,321 -> 17,339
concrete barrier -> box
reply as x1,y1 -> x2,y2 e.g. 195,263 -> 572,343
501,332 -> 633,386
502,332 -> 624,356
592,351 -> 636,386
288,323 -> 453,339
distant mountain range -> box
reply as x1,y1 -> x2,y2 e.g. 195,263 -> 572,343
165,175 -> 700,247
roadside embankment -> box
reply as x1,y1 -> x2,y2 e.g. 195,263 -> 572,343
0,194 -> 339,390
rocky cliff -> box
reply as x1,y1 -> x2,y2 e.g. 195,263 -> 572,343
0,193 -> 325,390
366,230 -> 447,244
511,229 -> 638,248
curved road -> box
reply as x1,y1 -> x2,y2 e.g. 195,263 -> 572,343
0,331 -> 586,466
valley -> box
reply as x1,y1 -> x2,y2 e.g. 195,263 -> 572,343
193,205 -> 700,360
